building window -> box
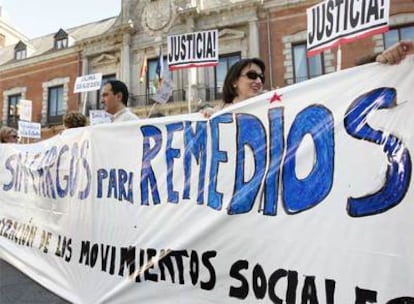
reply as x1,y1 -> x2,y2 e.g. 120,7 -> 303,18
8,94 -> 21,126
14,41 -> 27,60
48,85 -> 64,124
214,53 -> 241,99
55,38 -> 68,49
292,43 -> 324,83
383,25 -> 414,49
96,74 -> 116,110
54,29 -> 69,49
15,49 -> 27,60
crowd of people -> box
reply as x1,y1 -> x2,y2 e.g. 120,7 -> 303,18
0,40 -> 412,145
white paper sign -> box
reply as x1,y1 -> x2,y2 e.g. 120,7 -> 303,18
307,0 -> 390,56
151,77 -> 173,104
18,99 -> 32,122
17,120 -> 41,138
74,73 -> 103,93
89,110 -> 112,125
168,29 -> 219,70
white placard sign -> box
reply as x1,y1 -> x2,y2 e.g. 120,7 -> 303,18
18,99 -> 32,122
17,120 -> 41,138
1,57 -> 413,303
89,110 -> 112,126
151,77 -> 173,104
74,73 -> 103,93
168,29 -> 218,70
307,0 -> 390,56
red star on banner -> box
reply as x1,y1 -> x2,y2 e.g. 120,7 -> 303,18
269,91 -> 282,103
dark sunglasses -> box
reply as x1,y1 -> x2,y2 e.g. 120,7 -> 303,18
241,71 -> 265,83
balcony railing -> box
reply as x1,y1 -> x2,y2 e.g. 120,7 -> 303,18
131,89 -> 186,106
130,87 -> 223,106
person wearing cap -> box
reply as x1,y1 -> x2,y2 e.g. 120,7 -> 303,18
0,126 -> 18,143
101,80 -> 139,123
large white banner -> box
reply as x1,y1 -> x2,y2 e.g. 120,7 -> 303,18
307,0 -> 390,56
1,57 -> 413,303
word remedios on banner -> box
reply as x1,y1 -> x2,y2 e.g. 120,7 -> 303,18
2,88 -> 411,218
94,88 -> 410,217
129,87 -> 410,217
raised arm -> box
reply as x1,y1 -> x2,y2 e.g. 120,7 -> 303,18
376,40 -> 414,64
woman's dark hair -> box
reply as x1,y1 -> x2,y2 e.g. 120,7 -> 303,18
222,58 -> 266,104
106,80 -> 129,106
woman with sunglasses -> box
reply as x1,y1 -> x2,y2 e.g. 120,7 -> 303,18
201,58 -> 266,117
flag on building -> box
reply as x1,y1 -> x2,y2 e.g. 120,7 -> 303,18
139,53 -> 147,83
155,48 -> 163,88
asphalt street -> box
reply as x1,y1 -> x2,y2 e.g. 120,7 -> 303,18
0,259 -> 69,304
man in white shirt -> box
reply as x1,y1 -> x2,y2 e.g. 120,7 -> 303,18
101,80 -> 139,122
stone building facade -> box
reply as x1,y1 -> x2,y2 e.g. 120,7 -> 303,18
0,0 -> 413,138
79,0 -> 264,117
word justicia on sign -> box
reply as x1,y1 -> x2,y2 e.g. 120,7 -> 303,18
168,30 -> 218,69
307,0 -> 389,55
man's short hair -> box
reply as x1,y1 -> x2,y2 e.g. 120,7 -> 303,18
105,80 -> 129,106
63,111 -> 87,128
